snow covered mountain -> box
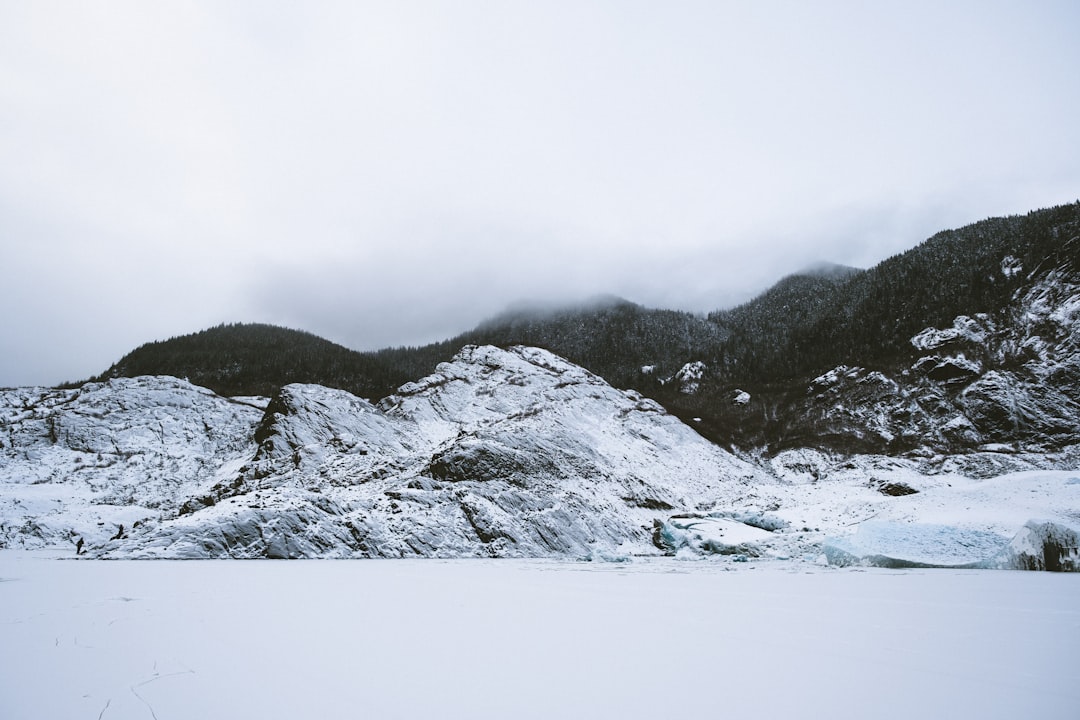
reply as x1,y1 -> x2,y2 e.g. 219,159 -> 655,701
133,345 -> 774,559
5,204 -> 1080,566
3,345 -> 1077,568
2,346 -> 764,558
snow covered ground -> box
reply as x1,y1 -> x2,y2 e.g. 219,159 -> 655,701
2,552 -> 1077,720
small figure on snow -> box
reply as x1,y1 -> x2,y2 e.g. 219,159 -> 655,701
75,537 -> 84,555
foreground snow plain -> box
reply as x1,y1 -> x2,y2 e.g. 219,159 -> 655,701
2,552 -> 1077,720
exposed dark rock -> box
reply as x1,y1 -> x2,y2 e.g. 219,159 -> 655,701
870,479 -> 919,496
995,521 -> 1080,571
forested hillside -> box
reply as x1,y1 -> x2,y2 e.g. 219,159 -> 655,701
668,204 -> 1080,453
91,202 -> 1080,455
451,296 -> 724,390
703,204 -> 1080,385
95,324 -> 382,398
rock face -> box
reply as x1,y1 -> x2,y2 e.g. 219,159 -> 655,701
0,377 -> 264,549
995,520 -> 1080,571
0,346 -> 763,558
671,361 -> 707,394
797,267 -> 1080,457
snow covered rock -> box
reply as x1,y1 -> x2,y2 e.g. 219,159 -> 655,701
108,346 -> 765,559
911,355 -> 982,384
788,264 -> 1080,456
991,520 -> 1080,571
910,314 -> 994,352
809,365 -> 861,392
0,377 -> 263,549
769,448 -> 834,484
672,361 -> 707,394
4,345 -> 1077,567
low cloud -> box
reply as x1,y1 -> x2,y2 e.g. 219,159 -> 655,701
2,1 -> 1078,385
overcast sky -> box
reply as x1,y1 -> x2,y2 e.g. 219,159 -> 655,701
2,1 -> 1078,387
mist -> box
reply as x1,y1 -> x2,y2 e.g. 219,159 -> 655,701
2,1 -> 1078,386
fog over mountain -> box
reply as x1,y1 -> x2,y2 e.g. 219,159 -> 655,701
2,2 -> 1079,387
88,202 -> 1080,460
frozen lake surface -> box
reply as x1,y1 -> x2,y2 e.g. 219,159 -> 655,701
2,552 -> 1077,719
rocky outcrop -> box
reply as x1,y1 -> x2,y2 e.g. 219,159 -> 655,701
993,520 -> 1080,571
92,346 -> 765,558
0,377 -> 264,548
795,265 -> 1080,457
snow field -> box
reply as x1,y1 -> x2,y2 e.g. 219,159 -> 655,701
1,553 -> 1077,720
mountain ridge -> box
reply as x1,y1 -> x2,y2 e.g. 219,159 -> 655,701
4,202 -> 1078,565
88,202 -> 1080,457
